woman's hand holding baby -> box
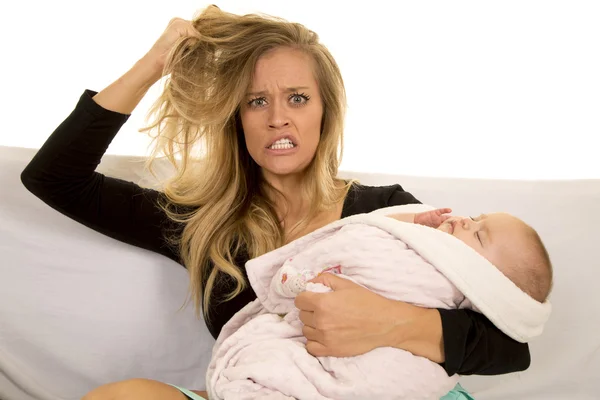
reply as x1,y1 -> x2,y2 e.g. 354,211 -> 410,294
295,273 -> 396,357
295,273 -> 445,363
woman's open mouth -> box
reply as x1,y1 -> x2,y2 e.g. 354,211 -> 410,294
268,138 -> 296,150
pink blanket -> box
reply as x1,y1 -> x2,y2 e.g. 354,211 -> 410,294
206,207 -> 551,400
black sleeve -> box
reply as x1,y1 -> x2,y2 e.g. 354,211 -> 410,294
438,308 -> 531,375
20,89 -> 180,263
386,186 -> 531,375
387,184 -> 422,205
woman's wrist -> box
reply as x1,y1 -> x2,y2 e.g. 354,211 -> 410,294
138,52 -> 166,82
92,57 -> 163,115
131,55 -> 164,91
386,302 -> 445,364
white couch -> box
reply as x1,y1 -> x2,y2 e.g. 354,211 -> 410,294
1,145 -> 598,400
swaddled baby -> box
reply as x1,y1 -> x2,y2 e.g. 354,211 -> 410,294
207,207 -> 553,400
275,208 -> 553,304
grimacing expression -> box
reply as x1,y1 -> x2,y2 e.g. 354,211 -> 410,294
239,47 -> 323,180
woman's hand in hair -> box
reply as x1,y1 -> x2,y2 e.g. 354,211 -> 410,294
295,273 -> 445,363
143,17 -> 202,76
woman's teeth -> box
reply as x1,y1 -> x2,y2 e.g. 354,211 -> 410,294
269,138 -> 295,150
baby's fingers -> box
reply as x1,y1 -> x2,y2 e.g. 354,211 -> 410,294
440,215 -> 451,222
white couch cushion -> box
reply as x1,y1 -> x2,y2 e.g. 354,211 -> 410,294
0,146 -> 213,400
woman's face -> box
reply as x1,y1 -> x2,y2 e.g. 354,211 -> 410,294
240,47 -> 323,182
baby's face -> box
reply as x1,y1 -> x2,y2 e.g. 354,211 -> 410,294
437,212 -> 528,269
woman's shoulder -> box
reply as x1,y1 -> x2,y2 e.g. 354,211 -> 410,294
342,181 -> 422,217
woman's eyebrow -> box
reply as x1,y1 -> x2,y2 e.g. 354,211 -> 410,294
246,86 -> 310,96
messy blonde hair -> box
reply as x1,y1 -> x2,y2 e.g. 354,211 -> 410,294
140,5 -> 351,321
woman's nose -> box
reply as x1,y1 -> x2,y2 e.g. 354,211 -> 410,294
268,101 -> 290,129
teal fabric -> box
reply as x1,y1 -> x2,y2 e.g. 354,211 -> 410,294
440,383 -> 476,400
168,382 -> 473,399
168,384 -> 207,400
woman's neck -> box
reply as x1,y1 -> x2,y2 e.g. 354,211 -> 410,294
262,171 -> 308,219
262,171 -> 348,242
272,186 -> 347,244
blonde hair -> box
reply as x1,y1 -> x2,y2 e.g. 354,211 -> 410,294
139,5 -> 351,321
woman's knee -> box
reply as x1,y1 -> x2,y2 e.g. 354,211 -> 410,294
81,378 -> 177,400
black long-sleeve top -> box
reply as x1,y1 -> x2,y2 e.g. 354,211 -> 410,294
20,89 -> 531,376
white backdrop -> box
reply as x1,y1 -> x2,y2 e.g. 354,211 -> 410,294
1,0 -> 598,179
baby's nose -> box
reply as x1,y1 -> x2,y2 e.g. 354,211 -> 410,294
459,217 -> 473,229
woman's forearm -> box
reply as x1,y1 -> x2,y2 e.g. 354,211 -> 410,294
386,304 -> 445,364
387,304 -> 532,375
92,55 -> 163,115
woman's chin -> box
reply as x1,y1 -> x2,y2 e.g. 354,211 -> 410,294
261,160 -> 309,178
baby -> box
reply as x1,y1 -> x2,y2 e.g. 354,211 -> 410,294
276,208 -> 553,303
387,208 -> 553,303
210,208 -> 553,399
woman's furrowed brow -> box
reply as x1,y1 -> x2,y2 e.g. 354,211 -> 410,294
246,86 -> 311,96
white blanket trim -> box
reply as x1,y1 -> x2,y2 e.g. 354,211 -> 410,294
247,204 -> 551,343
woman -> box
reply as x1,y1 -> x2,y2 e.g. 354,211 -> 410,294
21,6 -> 528,400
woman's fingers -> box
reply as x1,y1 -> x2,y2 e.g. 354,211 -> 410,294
294,291 -> 319,312
302,325 -> 321,341
145,18 -> 202,75
298,310 -> 316,327
305,340 -> 328,357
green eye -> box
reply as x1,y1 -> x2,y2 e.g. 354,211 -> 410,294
248,97 -> 267,108
288,92 -> 310,106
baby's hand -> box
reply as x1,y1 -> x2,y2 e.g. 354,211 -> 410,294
272,264 -> 315,298
414,208 -> 452,228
